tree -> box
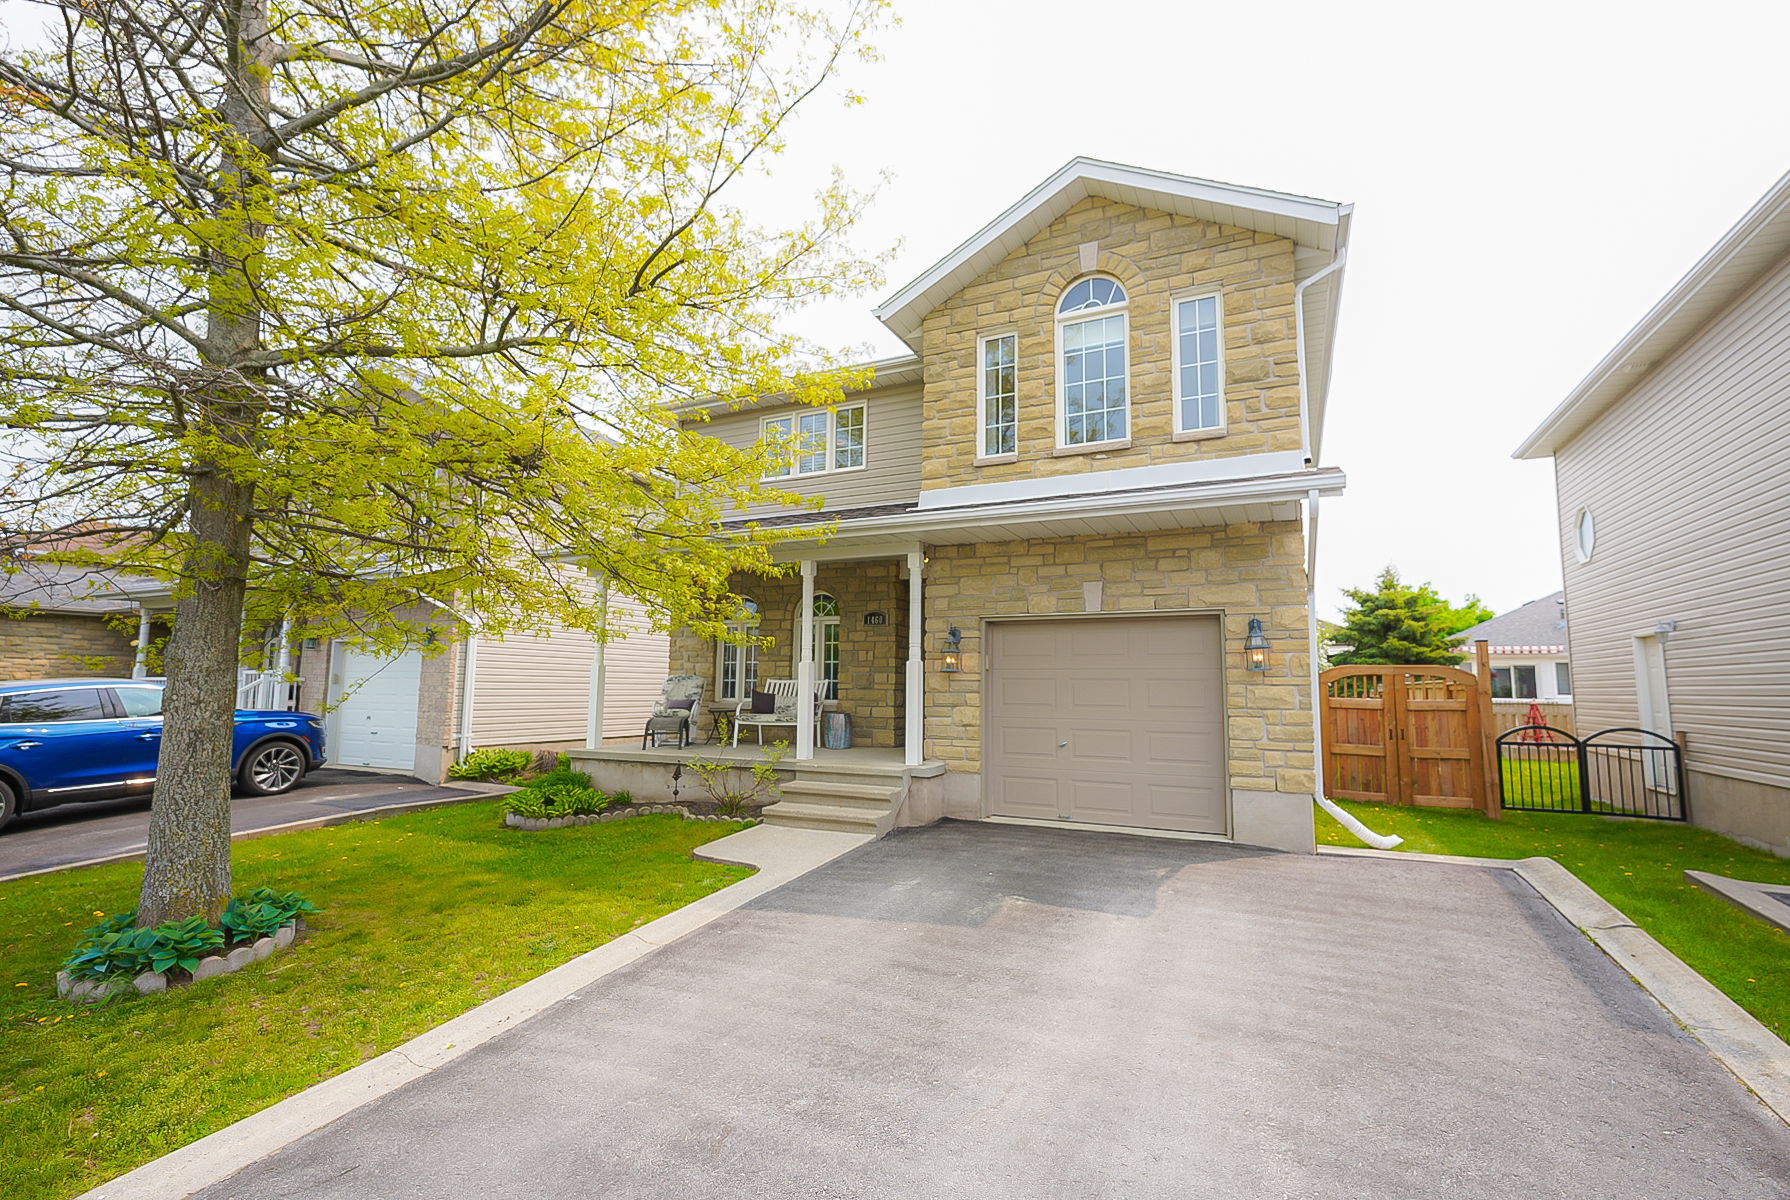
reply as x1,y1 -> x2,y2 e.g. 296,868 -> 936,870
1329,567 -> 1494,667
0,0 -> 886,927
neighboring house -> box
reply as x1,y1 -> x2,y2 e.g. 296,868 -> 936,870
0,559 -> 166,682
1455,591 -> 1573,700
592,158 -> 1353,852
1517,167 -> 1790,855
118,584 -> 669,784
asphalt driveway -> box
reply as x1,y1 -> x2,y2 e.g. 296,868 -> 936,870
195,821 -> 1790,1199
0,769 -> 474,879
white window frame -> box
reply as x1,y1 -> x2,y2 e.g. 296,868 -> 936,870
715,601 -> 760,703
1171,289 -> 1227,439
760,404 -> 868,480
1574,508 -> 1596,563
976,330 -> 1018,463
1054,277 -> 1130,452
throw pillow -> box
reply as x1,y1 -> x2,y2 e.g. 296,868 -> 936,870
750,689 -> 776,714
666,698 -> 695,711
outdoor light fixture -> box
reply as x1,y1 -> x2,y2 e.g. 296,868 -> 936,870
940,626 -> 962,673
1244,618 -> 1270,672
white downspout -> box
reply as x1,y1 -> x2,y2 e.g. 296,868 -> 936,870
585,574 -> 609,750
1294,250 -> 1347,467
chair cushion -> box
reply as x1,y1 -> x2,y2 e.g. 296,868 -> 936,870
750,689 -> 777,714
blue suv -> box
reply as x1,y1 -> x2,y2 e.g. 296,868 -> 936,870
0,678 -> 327,830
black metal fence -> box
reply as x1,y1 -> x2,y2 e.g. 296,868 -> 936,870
1496,726 -> 1688,821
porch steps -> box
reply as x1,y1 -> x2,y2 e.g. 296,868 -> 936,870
761,776 -> 904,835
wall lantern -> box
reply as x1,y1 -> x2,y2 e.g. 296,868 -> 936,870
940,626 -> 963,672
1244,618 -> 1270,672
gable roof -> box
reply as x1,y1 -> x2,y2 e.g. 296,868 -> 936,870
1455,590 -> 1568,655
871,157 -> 1353,458
1516,167 -> 1790,459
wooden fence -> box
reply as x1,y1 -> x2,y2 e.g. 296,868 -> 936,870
1489,699 -> 1575,736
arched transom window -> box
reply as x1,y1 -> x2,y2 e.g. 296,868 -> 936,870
1057,276 -> 1129,447
810,593 -> 841,700
716,598 -> 759,702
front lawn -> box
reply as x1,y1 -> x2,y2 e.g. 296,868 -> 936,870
0,803 -> 751,1200
1316,799 -> 1790,1042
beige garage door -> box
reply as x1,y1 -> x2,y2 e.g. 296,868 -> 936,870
986,616 -> 1227,834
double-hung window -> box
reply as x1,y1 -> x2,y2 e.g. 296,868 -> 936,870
716,599 -> 760,702
1173,292 -> 1225,435
761,405 -> 867,478
978,333 -> 1017,458
1056,277 -> 1128,447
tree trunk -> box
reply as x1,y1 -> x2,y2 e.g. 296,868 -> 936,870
135,0 -> 271,928
135,469 -> 255,926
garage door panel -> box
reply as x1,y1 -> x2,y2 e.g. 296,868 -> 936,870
987,616 -> 1225,835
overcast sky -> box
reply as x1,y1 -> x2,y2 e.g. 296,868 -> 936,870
5,1 -> 1785,621
742,0 -> 1790,619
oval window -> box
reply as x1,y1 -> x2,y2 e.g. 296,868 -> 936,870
1575,509 -> 1596,562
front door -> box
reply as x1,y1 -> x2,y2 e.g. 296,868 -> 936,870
985,616 -> 1227,834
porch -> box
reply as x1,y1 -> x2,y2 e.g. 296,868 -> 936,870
567,741 -> 946,837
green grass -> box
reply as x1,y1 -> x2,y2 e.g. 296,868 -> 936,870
0,802 -> 751,1200
1499,752 -> 1581,806
1316,799 -> 1790,1042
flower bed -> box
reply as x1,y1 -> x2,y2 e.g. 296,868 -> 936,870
56,887 -> 316,1003
503,804 -> 753,831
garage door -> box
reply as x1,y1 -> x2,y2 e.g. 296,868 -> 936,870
986,616 -> 1226,833
332,647 -> 423,770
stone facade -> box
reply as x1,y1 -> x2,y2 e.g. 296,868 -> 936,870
921,522 -> 1314,798
920,196 -> 1302,489
669,562 -> 911,748
0,611 -> 147,681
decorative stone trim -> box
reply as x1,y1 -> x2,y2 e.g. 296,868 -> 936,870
56,919 -> 304,1003
503,805 -> 759,831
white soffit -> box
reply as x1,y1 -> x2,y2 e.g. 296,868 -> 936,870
1516,166 -> 1790,459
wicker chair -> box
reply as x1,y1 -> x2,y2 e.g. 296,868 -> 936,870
641,675 -> 705,749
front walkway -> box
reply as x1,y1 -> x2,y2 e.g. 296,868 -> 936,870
186,822 -> 1790,1199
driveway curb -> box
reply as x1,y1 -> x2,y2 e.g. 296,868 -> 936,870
1320,844 -> 1790,1126
80,823 -> 871,1200
0,784 -> 511,885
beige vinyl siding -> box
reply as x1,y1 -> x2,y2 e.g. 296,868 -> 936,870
691,384 -> 922,517
1555,248 -> 1790,791
467,595 -> 669,748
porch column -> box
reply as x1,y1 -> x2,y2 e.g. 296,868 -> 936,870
905,550 -> 924,767
797,558 -> 816,760
275,616 -> 295,709
132,607 -> 152,678
585,573 -> 609,749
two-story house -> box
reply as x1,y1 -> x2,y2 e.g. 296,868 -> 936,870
575,158 -> 1352,854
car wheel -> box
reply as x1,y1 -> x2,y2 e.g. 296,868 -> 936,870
0,778 -> 16,832
238,741 -> 307,796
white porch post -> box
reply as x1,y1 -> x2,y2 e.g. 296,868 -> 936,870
275,616 -> 294,709
905,549 -> 924,767
585,574 -> 609,750
132,607 -> 152,678
797,559 -> 816,760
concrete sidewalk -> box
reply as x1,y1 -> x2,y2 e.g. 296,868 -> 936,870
133,821 -> 1790,1200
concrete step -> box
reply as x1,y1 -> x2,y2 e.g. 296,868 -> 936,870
781,768 -> 910,789
777,780 -> 903,809
760,800 -> 895,836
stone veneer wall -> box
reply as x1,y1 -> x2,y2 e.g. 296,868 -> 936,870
668,563 -> 911,747
919,196 -> 1302,489
0,611 -> 150,681
921,522 -> 1314,797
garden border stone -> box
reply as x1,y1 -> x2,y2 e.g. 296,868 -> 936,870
503,805 -> 759,831
56,918 -> 306,1004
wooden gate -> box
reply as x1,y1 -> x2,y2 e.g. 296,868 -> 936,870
1320,661 -> 1498,817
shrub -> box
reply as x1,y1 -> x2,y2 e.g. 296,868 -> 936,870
447,747 -> 534,782
505,785 -> 611,820
221,888 -> 316,942
609,789 -> 633,806
521,765 -> 593,791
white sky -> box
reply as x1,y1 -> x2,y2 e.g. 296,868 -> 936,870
6,0 -> 1786,621
742,0 -> 1790,619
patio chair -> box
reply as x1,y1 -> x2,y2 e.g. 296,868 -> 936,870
641,674 -> 705,749
730,677 -> 825,746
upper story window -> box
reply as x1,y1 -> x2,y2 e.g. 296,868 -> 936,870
1574,509 -> 1596,562
1173,292 -> 1225,434
1056,276 -> 1128,447
978,333 -> 1017,458
761,404 -> 867,479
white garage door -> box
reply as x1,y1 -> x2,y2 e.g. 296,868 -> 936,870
332,647 -> 423,770
986,616 -> 1227,834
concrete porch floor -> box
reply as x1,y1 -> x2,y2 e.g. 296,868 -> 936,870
573,742 -> 944,777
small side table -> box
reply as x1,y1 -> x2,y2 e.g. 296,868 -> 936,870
703,701 -> 740,745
